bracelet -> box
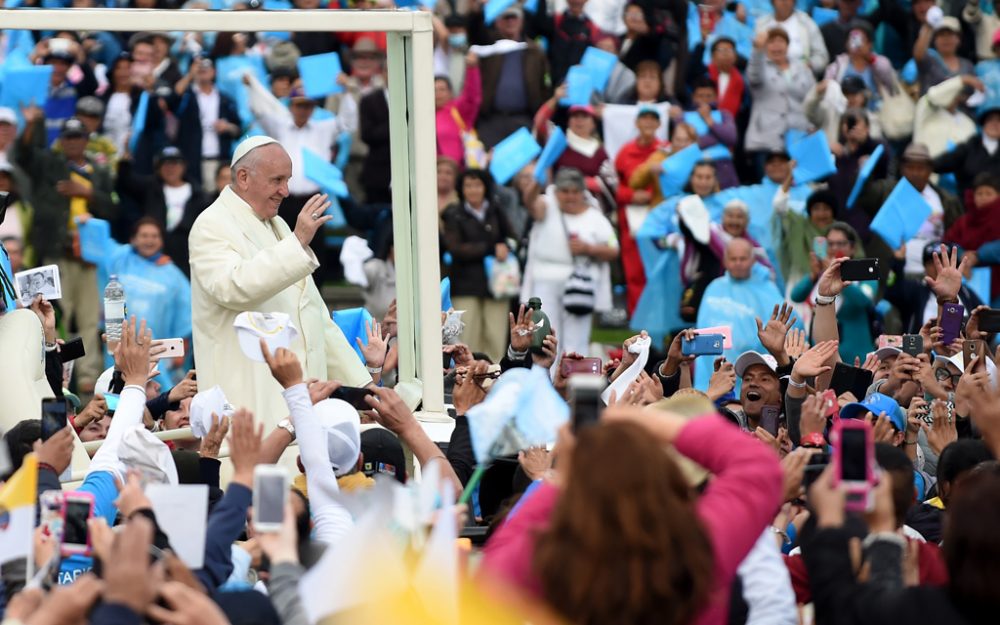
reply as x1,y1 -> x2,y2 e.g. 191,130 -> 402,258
815,294 -> 837,306
44,341 -> 58,352
366,365 -> 383,374
770,526 -> 790,544
38,462 -> 57,474
507,346 -> 529,361
787,377 -> 807,389
904,439 -> 918,446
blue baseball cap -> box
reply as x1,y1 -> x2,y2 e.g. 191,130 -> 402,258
840,392 -> 905,431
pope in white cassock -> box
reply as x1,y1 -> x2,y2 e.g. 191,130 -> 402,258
188,136 -> 371,428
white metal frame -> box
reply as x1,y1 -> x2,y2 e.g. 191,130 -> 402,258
0,8 -> 446,423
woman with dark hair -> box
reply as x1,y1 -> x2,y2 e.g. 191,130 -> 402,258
773,187 -> 838,288
441,168 -> 516,362
481,405 -> 784,625
790,221 -> 873,361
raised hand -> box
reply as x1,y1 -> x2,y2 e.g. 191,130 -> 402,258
229,408 -> 263,488
168,370 -> 198,403
922,399 -> 957,455
532,331 -> 558,370
453,362 -> 489,416
817,257 -> 851,298
260,339 -> 305,389
756,303 -> 797,364
791,340 -> 839,381
115,317 -> 153,387
706,359 -> 736,401
785,328 -> 808,360
357,319 -> 388,369
925,244 -> 970,302
199,414 -> 231,459
293,193 -> 333,247
799,393 -> 828,439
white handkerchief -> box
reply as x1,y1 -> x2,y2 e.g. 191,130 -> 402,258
468,39 -> 529,58
601,336 -> 651,404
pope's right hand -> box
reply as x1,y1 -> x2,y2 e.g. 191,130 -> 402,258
293,194 -> 333,247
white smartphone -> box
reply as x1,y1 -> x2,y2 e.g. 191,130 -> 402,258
252,465 -> 289,533
153,338 -> 185,360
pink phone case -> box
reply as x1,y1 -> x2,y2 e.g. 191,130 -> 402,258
694,325 -> 733,349
831,419 -> 876,513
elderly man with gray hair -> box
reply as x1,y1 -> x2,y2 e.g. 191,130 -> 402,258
188,136 -> 372,432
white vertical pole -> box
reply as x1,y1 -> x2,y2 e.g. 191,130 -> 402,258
408,15 -> 445,417
385,31 -> 417,388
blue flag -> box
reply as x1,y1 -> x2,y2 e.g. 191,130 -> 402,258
489,127 -> 541,185
789,131 -> 836,184
0,65 -> 52,110
484,0 -> 517,24
870,179 -> 932,249
441,277 -> 453,311
534,127 -> 567,184
811,6 -> 838,26
332,307 -> 374,363
559,66 -> 593,106
682,110 -> 722,136
659,144 -> 703,198
215,55 -> 269,127
128,91 -> 149,154
846,144 -> 885,209
297,52 -> 344,99
580,47 -> 618,92
301,148 -> 349,198
523,0 -> 538,12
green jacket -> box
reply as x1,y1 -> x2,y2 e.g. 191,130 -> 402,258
15,119 -> 118,264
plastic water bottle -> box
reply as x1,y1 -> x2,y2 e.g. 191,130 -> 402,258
104,275 -> 126,342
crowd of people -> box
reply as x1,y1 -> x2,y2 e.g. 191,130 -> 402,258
1,0 -> 1000,623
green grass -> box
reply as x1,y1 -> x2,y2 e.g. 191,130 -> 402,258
590,327 -> 636,348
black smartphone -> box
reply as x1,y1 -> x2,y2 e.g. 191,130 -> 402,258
40,398 -> 68,441
568,374 -> 604,431
829,362 -> 874,402
802,451 -> 830,489
840,258 -> 879,281
760,405 -> 781,436
977,308 -> 1000,333
58,337 -> 85,363
0,191 -> 9,226
901,334 -> 923,357
330,386 -> 375,410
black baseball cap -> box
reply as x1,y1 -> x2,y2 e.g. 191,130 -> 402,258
360,428 -> 406,483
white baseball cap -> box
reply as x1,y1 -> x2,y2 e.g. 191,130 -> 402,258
189,385 -> 234,438
314,399 -> 362,476
874,346 -> 902,361
734,351 -> 778,378
234,312 -> 299,362
230,135 -> 280,168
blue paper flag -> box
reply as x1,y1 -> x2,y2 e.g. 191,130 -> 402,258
784,128 -> 808,151
332,307 -> 374,363
811,6 -> 838,26
580,47 -> 618,92
870,179 -> 932,249
0,65 -> 52,110
702,144 -> 732,160
489,127 -> 541,185
523,0 -> 538,12
559,66 -> 593,106
686,1 -> 702,52
846,143 -> 885,209
900,59 -> 918,84
484,0 -> 517,24
441,277 -> 453,311
534,127 -> 567,184
297,52 -> 344,99
682,110 -> 723,136
215,55 -> 269,127
128,91 -> 149,154
302,148 -> 349,198
789,131 -> 836,184
658,144 -> 704,198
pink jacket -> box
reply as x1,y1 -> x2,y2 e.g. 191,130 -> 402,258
480,416 -> 784,625
435,65 -> 482,166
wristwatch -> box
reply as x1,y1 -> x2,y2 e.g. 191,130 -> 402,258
276,418 -> 295,440
800,432 -> 826,448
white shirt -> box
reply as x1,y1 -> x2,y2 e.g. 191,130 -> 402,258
736,530 -> 798,625
195,86 -> 222,159
904,185 -> 945,275
984,136 -> 998,156
105,92 -> 133,155
718,72 -> 732,102
777,15 -> 807,67
163,183 -> 193,232
259,114 -> 341,196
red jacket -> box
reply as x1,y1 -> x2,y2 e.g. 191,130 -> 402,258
614,138 -> 663,206
784,538 -> 949,605
480,416 -> 784,625
708,64 -> 745,119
